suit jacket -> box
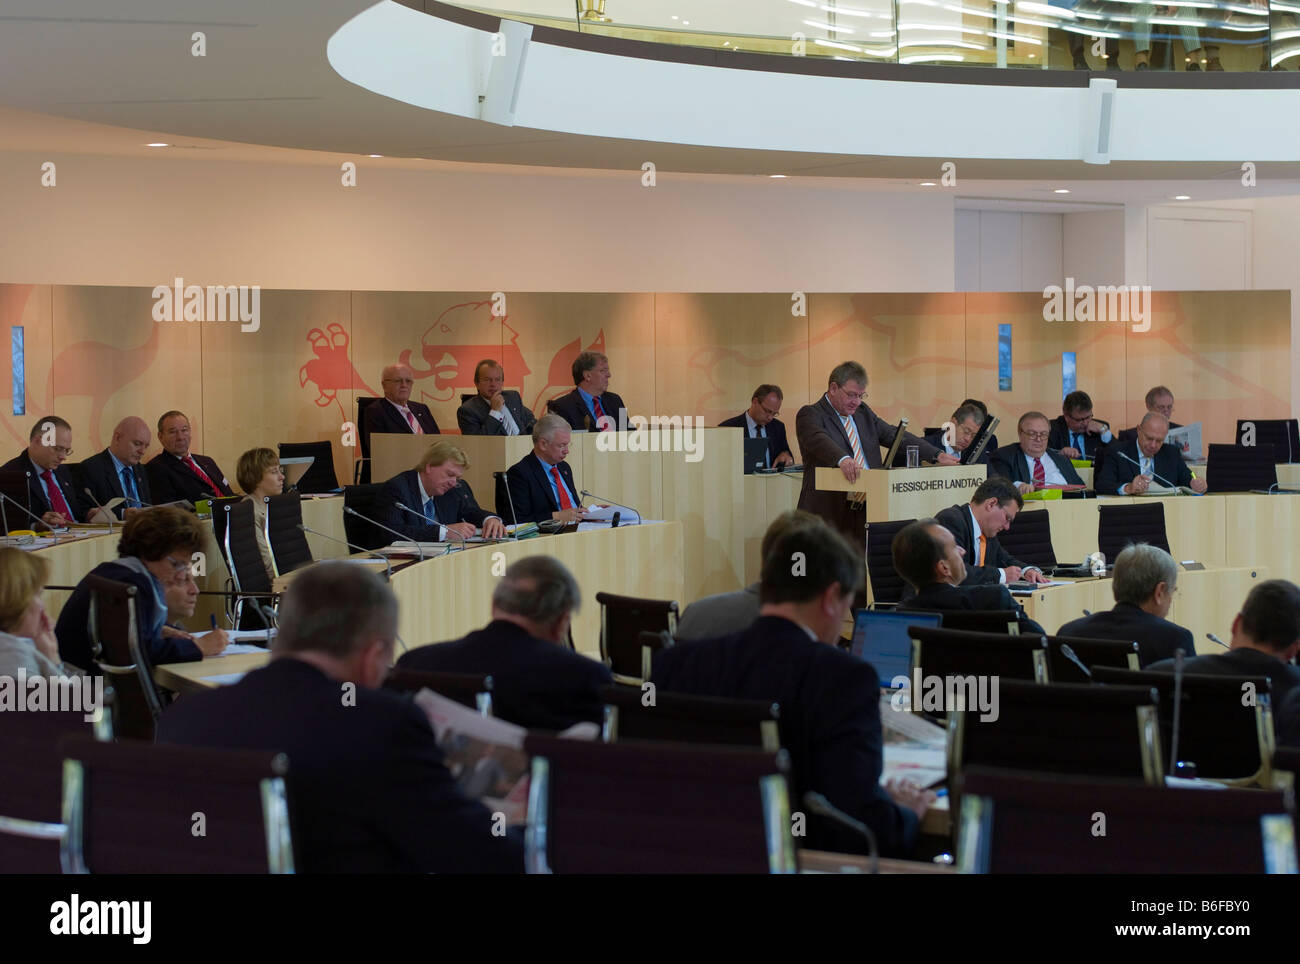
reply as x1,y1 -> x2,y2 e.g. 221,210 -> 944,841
1058,602 -> 1193,668
899,581 -> 1046,636
377,468 -> 497,542
145,451 -> 234,505
0,451 -> 88,523
987,443 -> 1084,488
54,560 -> 201,674
396,619 -> 613,731
934,503 -> 1026,586
1274,686 -> 1300,747
548,388 -> 628,432
922,431 -> 993,466
675,584 -> 762,640
1048,416 -> 1113,459
156,657 -> 523,873
498,452 -> 579,525
456,391 -> 536,437
1118,422 -> 1182,444
795,397 -> 940,545
1094,439 -> 1193,494
718,413 -> 792,466
651,615 -> 920,857
72,449 -> 152,520
363,397 -> 440,444
1147,647 -> 1300,713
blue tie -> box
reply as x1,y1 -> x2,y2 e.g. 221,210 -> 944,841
423,498 -> 439,524
120,466 -> 139,507
1073,432 -> 1085,455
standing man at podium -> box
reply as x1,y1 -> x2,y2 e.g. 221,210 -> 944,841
795,361 -> 956,544
718,384 -> 793,469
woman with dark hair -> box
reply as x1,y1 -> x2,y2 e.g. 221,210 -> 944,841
54,506 -> 228,673
236,447 -> 284,582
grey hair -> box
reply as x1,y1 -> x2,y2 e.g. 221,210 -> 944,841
533,413 -> 571,444
828,361 -> 867,389
492,556 -> 581,625
1112,543 -> 1177,606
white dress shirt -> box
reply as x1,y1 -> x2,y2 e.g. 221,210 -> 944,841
1022,451 -> 1068,486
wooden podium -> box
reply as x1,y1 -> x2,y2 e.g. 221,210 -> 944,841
814,465 -> 986,522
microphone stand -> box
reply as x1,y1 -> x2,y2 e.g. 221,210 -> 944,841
394,501 -> 468,554
0,491 -> 68,533
803,791 -> 879,874
297,523 -> 392,583
343,507 -> 424,562
578,489 -> 642,525
82,487 -> 115,532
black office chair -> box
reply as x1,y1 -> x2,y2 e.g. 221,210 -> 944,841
600,686 -> 780,750
223,500 -> 275,630
596,593 -> 679,682
342,484 -> 389,551
85,573 -> 164,742
866,518 -> 914,607
958,765 -> 1296,873
278,440 -> 340,493
1092,666 -> 1275,786
383,668 -> 494,716
907,627 -> 1049,722
605,629 -> 675,685
1097,502 -> 1170,562
265,492 -> 314,577
1046,634 -> 1140,683
997,508 -> 1057,569
356,396 -> 383,484
930,610 -> 1020,634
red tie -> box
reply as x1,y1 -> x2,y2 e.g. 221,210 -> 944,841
592,396 -> 609,431
185,455 -> 223,497
551,467 -> 573,509
42,469 -> 73,519
1032,457 -> 1046,487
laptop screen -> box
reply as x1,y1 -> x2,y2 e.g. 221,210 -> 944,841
850,609 -> 943,687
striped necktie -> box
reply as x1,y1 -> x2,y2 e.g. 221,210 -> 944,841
840,415 -> 865,467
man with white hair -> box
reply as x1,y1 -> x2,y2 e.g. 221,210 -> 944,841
497,414 -> 586,525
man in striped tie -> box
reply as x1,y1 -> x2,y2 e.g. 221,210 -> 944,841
795,361 -> 957,547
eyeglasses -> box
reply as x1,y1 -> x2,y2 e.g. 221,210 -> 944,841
50,446 -> 73,457
839,390 -> 867,402
1019,430 -> 1050,441
759,403 -> 781,417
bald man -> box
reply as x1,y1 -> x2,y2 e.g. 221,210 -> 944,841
1096,412 -> 1206,495
73,416 -> 155,520
360,364 -> 441,478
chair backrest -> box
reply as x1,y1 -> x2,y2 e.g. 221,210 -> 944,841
0,694 -> 113,873
523,734 -> 796,873
356,396 -> 383,458
865,518 -> 914,605
600,685 -> 780,750
931,610 -> 1020,634
1046,634 -> 1140,683
84,573 -> 162,741
605,629 -> 674,684
207,495 -> 243,569
908,627 -> 1049,721
1091,666 -> 1275,785
277,440 -> 340,493
997,508 -> 1057,568
596,592 -> 679,677
384,668 -> 494,716
343,484 -> 389,551
265,492 -> 314,577
223,500 -> 273,594
958,765 -> 1297,873
1097,502 -> 1170,562
60,735 -> 293,873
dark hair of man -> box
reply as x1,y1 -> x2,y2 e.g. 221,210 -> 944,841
972,477 -> 1023,510
275,561 -> 398,661
759,518 -> 862,605
759,510 -> 821,569
29,415 -> 71,440
117,506 -> 203,562
752,384 -> 784,402
571,351 -> 607,386
491,556 -> 581,627
1062,390 -> 1093,414
1239,580 -> 1300,654
474,359 -> 504,384
950,403 -> 983,427
1017,411 -> 1050,433
157,410 -> 187,432
828,361 -> 867,389
891,519 -> 945,592
960,398 -> 988,418
1145,385 -> 1173,409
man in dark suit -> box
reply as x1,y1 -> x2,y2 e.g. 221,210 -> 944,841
362,363 -> 440,456
718,384 -> 794,468
988,411 -> 1085,494
378,440 -> 505,542
1048,389 -> 1114,459
652,519 -> 934,858
0,415 -> 87,528
145,411 -> 234,506
1058,543 -> 1193,667
1118,386 -> 1182,443
156,561 -> 523,873
72,416 -> 153,521
497,414 -> 584,526
1096,412 -> 1207,496
795,361 -> 957,546
893,519 -> 1047,635
548,351 -> 627,433
923,403 -> 989,466
456,359 -> 536,437
1147,580 -> 1300,712
934,478 -> 1049,587
396,556 -> 611,730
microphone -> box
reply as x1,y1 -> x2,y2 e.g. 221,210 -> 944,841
802,792 -> 878,874
344,506 -> 424,561
297,524 -> 391,583
394,501 -> 467,553
1081,609 -> 1093,617
492,471 -> 521,537
1058,642 -> 1091,679
1206,633 -> 1230,650
82,487 -> 116,531
0,491 -> 67,533
611,511 -> 621,530
1169,648 -> 1185,778
579,489 -> 641,525
1116,450 -> 1177,490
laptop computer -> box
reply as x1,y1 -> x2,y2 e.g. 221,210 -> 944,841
850,609 -> 943,688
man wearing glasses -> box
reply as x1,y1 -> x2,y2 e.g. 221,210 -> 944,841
796,361 -> 956,544
719,384 -> 794,469
0,415 -> 87,528
988,411 -> 1085,494
1048,390 -> 1113,460
363,363 -> 440,445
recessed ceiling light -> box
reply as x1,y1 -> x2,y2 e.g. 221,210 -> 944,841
920,181 -> 936,187
1054,188 -> 1070,194
682,19 -> 690,24
671,14 -> 678,19
1174,195 -> 1191,200
368,154 -> 383,157
770,174 -> 788,178
145,142 -> 170,148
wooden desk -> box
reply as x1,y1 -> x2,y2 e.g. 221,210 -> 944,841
154,650 -> 270,694
815,465 -> 986,522
798,849 -> 955,874
741,471 -> 802,585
